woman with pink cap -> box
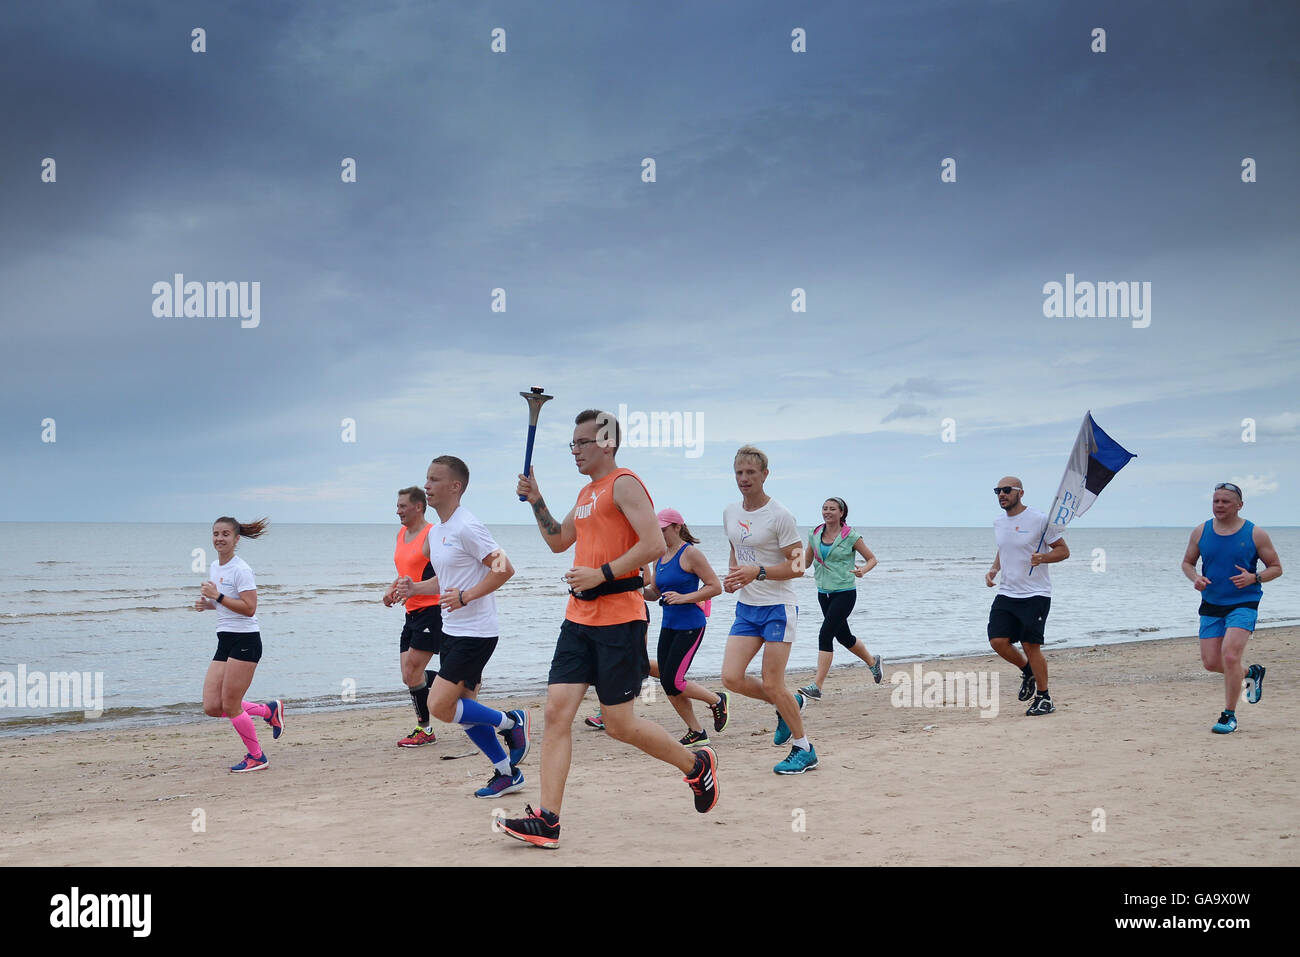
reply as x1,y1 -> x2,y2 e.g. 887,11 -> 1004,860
586,507 -> 729,738
642,508 -> 728,746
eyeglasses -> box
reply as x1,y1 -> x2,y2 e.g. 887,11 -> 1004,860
1214,483 -> 1242,495
569,439 -> 599,452
993,486 -> 1023,495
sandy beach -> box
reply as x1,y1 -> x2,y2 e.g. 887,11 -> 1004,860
2,628 -> 1296,867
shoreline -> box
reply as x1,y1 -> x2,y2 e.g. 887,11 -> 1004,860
5,626 -> 1290,739
2,627 -> 1296,866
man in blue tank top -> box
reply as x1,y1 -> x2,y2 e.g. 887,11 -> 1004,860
1180,482 -> 1283,734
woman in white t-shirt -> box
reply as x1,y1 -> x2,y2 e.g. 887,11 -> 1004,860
195,516 -> 283,772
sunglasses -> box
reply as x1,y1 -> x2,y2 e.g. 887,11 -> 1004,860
993,486 -> 1023,495
1214,482 -> 1242,495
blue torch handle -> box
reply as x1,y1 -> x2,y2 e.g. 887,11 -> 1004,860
519,424 -> 539,502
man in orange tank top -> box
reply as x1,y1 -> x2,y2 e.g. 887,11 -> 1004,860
499,409 -> 719,848
382,486 -> 441,747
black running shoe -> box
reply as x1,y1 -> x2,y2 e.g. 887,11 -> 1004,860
1025,694 -> 1055,716
684,746 -> 719,813
709,691 -> 730,733
679,728 -> 710,747
500,804 -> 560,849
1018,672 -> 1037,702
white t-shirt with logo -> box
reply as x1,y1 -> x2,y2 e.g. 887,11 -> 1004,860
995,506 -> 1062,598
210,555 -> 259,632
429,506 -> 500,638
724,499 -> 801,606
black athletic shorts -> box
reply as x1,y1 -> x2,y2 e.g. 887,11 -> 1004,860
213,631 -> 262,663
548,619 -> 650,706
987,595 -> 1051,646
437,634 -> 498,689
400,604 -> 443,654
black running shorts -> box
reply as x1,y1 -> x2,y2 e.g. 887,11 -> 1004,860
548,619 -> 650,706
437,634 -> 498,689
213,631 -> 263,663
987,595 -> 1051,646
400,604 -> 443,655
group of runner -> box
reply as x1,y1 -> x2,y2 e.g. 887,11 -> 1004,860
194,409 -> 1283,848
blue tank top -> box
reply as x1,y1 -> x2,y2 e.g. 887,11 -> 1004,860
655,544 -> 706,629
1198,520 -> 1262,609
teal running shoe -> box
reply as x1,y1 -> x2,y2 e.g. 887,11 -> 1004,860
774,744 -> 818,775
1211,710 -> 1237,734
772,691 -> 806,746
1244,664 -> 1265,704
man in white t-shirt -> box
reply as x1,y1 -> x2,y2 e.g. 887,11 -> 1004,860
719,445 -> 815,774
395,455 -> 532,797
985,476 -> 1070,716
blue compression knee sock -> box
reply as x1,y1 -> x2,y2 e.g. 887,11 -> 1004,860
464,723 -> 509,767
454,697 -> 511,728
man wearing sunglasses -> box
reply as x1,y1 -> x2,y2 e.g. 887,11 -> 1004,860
1181,482 -> 1283,734
985,478 -> 1070,716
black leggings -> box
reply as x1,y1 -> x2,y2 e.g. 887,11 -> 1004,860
657,625 -> 706,696
817,591 -> 859,653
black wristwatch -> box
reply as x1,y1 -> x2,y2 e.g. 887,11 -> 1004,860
216,594 -> 225,605
756,566 -> 767,581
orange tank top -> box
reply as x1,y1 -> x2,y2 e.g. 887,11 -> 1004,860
394,524 -> 439,611
566,467 -> 653,626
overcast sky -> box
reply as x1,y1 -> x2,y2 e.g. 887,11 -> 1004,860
2,0 -> 1297,528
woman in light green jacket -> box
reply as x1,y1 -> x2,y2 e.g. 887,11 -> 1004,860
798,497 -> 881,699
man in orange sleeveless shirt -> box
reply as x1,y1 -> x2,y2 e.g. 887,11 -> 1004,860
382,486 -> 441,747
500,410 -> 719,848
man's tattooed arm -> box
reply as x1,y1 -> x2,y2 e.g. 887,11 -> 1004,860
532,497 -> 562,537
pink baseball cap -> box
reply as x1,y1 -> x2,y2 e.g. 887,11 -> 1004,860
657,507 -> 685,528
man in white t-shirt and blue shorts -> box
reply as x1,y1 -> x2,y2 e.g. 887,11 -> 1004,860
985,477 -> 1070,716
395,455 -> 532,797
720,445 -> 815,774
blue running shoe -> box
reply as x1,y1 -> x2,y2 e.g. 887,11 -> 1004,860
499,709 -> 531,766
1245,664 -> 1265,704
265,699 -> 285,740
869,654 -> 883,684
773,691 -> 806,746
1211,710 -> 1237,734
230,752 -> 268,773
475,766 -> 525,798
774,744 -> 818,775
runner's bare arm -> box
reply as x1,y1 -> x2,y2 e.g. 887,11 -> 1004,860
1181,526 -> 1209,588
401,570 -> 442,598
446,549 -> 514,609
675,545 -> 723,603
642,562 -> 660,601
985,550 -> 1000,587
1252,527 -> 1283,583
607,473 -> 667,575
729,541 -> 805,588
853,538 -> 878,577
517,468 -> 576,552
1030,537 -> 1069,565
764,541 -> 806,580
